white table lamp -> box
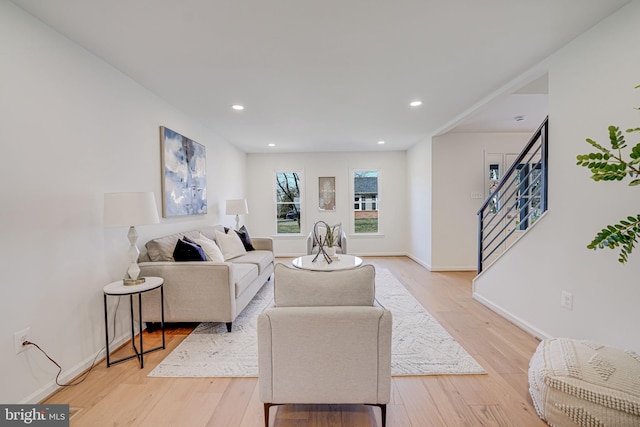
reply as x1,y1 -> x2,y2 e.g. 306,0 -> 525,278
104,192 -> 160,285
226,199 -> 248,230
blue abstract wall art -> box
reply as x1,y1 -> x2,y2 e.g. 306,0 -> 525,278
160,126 -> 207,217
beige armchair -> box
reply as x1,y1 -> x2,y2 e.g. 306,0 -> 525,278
257,263 -> 392,427
306,223 -> 347,254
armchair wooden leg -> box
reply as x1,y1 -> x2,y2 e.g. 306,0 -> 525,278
225,322 -> 232,332
263,403 -> 271,427
366,404 -> 387,427
263,403 -> 282,427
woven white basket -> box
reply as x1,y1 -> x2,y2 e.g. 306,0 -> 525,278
529,338 -> 640,427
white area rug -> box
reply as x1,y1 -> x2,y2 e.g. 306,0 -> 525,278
149,268 -> 485,377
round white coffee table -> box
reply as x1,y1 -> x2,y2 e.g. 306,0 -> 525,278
292,254 -> 363,271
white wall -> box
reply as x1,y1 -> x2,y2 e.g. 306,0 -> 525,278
407,138 -> 433,269
473,1 -> 640,352
407,133 -> 530,271
0,2 -> 246,403
430,132 -> 531,270
245,151 -> 408,256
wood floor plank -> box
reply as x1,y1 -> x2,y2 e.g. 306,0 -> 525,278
421,376 -> 484,426
41,256 -> 548,426
468,404 -> 513,427
274,404 -> 311,425
393,377 -> 447,427
385,401 -> 413,427
206,378 -> 257,427
239,379 -> 268,427
73,381 -> 172,427
138,379 -> 222,427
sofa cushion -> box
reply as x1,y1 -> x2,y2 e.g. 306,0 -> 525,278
232,250 -> 274,275
233,263 -> 259,298
274,263 -> 375,307
215,229 -> 247,260
197,225 -> 224,241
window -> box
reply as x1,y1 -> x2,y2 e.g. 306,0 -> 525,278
353,170 -> 378,233
275,172 -> 302,234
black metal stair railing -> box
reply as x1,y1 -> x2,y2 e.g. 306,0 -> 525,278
477,117 -> 548,273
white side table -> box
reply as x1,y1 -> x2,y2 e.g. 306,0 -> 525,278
103,276 -> 165,368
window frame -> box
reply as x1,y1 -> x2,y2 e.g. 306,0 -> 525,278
350,168 -> 381,235
274,170 -> 304,235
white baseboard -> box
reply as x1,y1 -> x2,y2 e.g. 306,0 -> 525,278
406,254 -> 432,271
350,252 -> 407,257
405,254 -> 476,272
471,292 -> 551,341
20,333 -> 131,404
429,265 -> 477,272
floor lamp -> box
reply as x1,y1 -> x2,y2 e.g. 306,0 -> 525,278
226,199 -> 248,231
104,192 -> 160,285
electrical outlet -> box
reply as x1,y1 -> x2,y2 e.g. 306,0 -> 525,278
14,327 -> 30,354
561,291 -> 573,310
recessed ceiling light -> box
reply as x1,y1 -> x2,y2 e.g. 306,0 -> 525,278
409,100 -> 423,107
378,140 -> 385,145
268,143 -> 276,147
231,104 -> 244,111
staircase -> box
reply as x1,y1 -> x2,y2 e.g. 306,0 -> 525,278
477,117 -> 549,273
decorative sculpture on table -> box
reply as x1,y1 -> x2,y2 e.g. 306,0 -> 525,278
311,220 -> 335,264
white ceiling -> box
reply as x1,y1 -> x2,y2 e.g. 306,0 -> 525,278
12,0 -> 630,153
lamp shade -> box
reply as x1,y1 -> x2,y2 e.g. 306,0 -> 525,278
225,199 -> 249,215
104,192 -> 160,227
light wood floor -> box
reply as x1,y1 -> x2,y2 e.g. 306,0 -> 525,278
43,257 -> 547,426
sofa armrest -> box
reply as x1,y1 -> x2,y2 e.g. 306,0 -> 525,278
251,237 -> 273,252
306,231 -> 315,255
138,261 -> 237,322
339,230 -> 347,254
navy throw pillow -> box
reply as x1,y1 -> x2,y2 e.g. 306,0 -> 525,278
235,225 -> 255,251
173,237 -> 206,261
224,226 -> 255,251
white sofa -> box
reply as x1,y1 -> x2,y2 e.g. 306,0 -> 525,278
136,225 -> 274,332
258,263 -> 392,427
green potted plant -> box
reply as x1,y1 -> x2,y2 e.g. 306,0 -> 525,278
324,225 -> 337,257
576,84 -> 640,263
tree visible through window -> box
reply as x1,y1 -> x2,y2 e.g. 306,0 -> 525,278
276,172 -> 301,234
353,170 -> 378,233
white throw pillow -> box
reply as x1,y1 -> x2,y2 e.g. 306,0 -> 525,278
214,229 -> 247,260
193,233 -> 224,262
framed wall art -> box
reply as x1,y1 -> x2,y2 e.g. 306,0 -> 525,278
160,126 -> 207,217
318,176 -> 336,211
